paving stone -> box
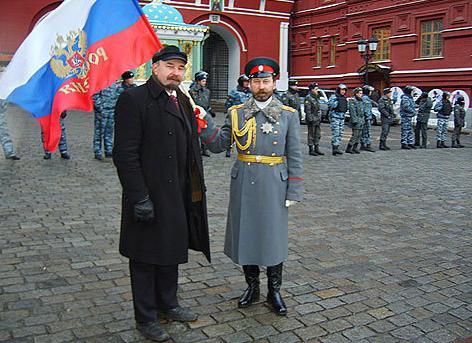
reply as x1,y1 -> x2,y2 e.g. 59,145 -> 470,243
268,331 -> 301,343
221,331 -> 253,343
390,325 -> 423,340
246,325 -> 278,339
426,329 -> 457,343
387,313 -> 417,327
346,312 -> 376,326
367,307 -> 395,319
314,288 -> 345,299
320,332 -> 351,343
294,302 -> 323,315
294,325 -> 327,340
341,326 -> 376,340
319,318 -> 352,333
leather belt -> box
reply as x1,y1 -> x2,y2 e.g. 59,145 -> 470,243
237,154 -> 284,165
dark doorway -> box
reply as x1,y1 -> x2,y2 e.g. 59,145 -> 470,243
203,31 -> 228,100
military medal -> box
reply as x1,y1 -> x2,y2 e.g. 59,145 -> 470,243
261,122 -> 274,134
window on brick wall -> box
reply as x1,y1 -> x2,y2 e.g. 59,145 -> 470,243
372,27 -> 391,61
420,19 -> 443,57
316,39 -> 322,67
330,37 -> 336,65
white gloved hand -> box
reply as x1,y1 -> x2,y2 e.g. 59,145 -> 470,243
285,200 -> 298,208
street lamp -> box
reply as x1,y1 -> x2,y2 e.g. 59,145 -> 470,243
357,36 -> 378,86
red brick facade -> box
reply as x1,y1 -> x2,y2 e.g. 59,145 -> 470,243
1,0 -> 470,98
290,0 -> 472,97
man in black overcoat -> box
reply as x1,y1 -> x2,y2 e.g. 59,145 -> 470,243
113,45 -> 211,342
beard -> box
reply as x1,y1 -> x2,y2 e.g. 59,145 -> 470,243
253,90 -> 273,102
164,76 -> 181,90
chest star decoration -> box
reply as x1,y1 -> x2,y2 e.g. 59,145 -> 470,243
261,122 -> 274,134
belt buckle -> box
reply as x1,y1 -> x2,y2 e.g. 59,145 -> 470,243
255,155 -> 262,163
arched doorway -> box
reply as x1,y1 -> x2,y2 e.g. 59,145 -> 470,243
203,31 -> 228,100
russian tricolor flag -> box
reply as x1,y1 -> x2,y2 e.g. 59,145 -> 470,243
0,0 -> 162,151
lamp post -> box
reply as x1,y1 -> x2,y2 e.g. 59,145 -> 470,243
357,36 -> 378,86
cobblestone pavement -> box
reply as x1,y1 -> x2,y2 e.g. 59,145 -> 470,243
1,106 -> 471,343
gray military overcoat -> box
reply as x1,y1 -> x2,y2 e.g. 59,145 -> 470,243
200,97 -> 303,266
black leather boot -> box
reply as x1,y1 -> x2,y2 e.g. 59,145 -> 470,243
345,144 -> 353,154
332,145 -> 343,156
457,139 -> 465,148
384,140 -> 391,150
266,263 -> 287,316
379,140 -> 386,150
314,144 -> 324,155
408,144 -> 417,149
309,145 -> 318,156
437,141 -> 442,148
238,265 -> 260,308
365,144 -> 375,152
441,141 -> 449,148
360,143 -> 367,151
402,143 -> 411,150
353,143 -> 361,154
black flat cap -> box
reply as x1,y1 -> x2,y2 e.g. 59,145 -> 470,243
121,71 -> 134,80
244,57 -> 279,78
152,45 -> 187,64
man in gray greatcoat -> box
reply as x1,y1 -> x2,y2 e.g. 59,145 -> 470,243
190,71 -> 213,157
199,57 -> 303,316
281,79 -> 302,123
452,96 -> 466,148
304,82 -> 324,156
414,92 -> 433,149
378,88 -> 395,150
345,87 -> 365,154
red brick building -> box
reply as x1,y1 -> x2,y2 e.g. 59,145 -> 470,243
1,0 -> 470,99
290,0 -> 472,99
0,0 -> 294,98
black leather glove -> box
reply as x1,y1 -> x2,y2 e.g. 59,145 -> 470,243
134,196 -> 155,223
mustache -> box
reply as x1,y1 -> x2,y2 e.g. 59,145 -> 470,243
167,76 -> 182,81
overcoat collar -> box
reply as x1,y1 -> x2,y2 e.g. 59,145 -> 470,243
243,96 -> 283,123
146,76 -> 192,132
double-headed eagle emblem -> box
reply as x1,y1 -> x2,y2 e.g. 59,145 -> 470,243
50,30 -> 89,79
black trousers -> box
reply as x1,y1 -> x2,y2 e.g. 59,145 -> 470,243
307,122 -> 321,146
415,122 -> 428,146
348,128 -> 362,145
380,122 -> 391,141
129,260 -> 179,323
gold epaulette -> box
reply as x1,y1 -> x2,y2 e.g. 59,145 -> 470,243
281,105 -> 297,112
229,104 -> 244,111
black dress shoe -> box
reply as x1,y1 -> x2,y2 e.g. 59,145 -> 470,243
43,152 -> 52,160
6,155 -> 20,160
60,153 -> 70,160
136,322 -> 170,342
158,306 -> 197,322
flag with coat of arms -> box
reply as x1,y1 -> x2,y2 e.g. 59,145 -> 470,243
0,0 -> 162,151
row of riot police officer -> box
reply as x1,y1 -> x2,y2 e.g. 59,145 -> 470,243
279,81 -> 467,154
